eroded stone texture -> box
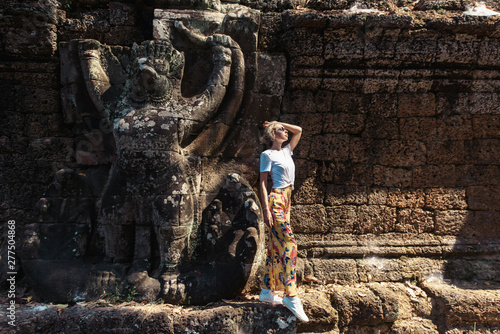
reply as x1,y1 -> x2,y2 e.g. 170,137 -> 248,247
0,300 -> 297,334
1,2 -> 500,331
0,0 -> 58,59
19,8 -> 277,305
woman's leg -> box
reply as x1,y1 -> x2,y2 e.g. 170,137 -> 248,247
262,187 -> 297,296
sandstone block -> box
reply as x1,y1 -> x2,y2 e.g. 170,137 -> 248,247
422,281 -> 500,326
478,38 -> 500,67
362,93 -> 398,117
323,77 -> 364,92
467,186 -> 500,211
331,92 -> 363,114
400,117 -> 436,140
413,165 -> 457,188
298,290 -> 338,333
465,139 -> 500,164
434,210 -> 471,235
310,258 -> 358,284
368,187 -> 388,205
397,208 -> 434,233
247,93 -> 282,126
436,34 -> 481,65
291,204 -> 328,233
354,205 -> 397,234
398,93 -> 436,117
363,116 -> 399,139
435,115 -> 473,140
292,177 -> 325,205
325,205 -> 356,234
426,140 -> 465,164
109,2 -> 137,26
456,165 -> 500,186
375,140 -> 426,167
350,137 -> 375,164
321,162 -> 373,186
289,77 -> 322,91
294,159 -> 319,179
457,92 -> 500,115
373,166 -> 413,188
283,28 -> 323,56
59,10 -> 111,41
425,188 -> 467,210
330,285 -> 386,327
282,90 -> 314,114
309,134 -> 350,161
325,185 -> 368,206
386,188 -> 425,208
462,211 -> 500,239
255,53 -> 286,95
391,319 -> 439,334
324,28 -> 364,62
472,115 -> 500,138
16,87 -> 60,115
222,8 -> 260,52
1,1 -> 57,59
279,113 -> 324,138
324,112 -> 365,134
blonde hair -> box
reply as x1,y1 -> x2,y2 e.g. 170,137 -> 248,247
260,121 -> 279,148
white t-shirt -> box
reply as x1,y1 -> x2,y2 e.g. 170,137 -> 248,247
260,143 -> 295,189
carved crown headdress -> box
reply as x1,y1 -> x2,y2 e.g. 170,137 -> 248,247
130,39 -> 184,79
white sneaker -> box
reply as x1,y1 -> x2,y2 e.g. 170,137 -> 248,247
283,296 -> 309,322
259,289 -> 283,305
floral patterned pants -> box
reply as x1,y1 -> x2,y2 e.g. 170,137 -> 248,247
263,185 -> 297,296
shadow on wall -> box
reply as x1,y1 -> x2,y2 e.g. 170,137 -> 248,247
20,168 -> 264,304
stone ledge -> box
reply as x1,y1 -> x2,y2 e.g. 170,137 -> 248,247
0,300 -> 297,334
2,281 -> 499,333
422,281 -> 500,327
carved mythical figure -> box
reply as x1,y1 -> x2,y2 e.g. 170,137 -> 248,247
78,22 -> 244,281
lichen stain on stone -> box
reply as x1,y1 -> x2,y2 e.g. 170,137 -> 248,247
171,183 -> 189,195
117,119 -> 129,131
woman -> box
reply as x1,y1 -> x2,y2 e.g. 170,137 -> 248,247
259,121 -> 309,322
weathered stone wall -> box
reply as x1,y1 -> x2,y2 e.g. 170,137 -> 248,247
0,0 -> 150,284
257,5 -> 500,285
1,0 -> 499,299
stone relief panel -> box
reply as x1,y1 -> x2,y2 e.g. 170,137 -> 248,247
20,7 -> 287,304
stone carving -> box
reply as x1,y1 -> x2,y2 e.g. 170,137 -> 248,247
91,21 -> 244,270
22,14 -> 266,304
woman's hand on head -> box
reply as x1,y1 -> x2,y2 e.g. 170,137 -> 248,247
263,121 -> 272,128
